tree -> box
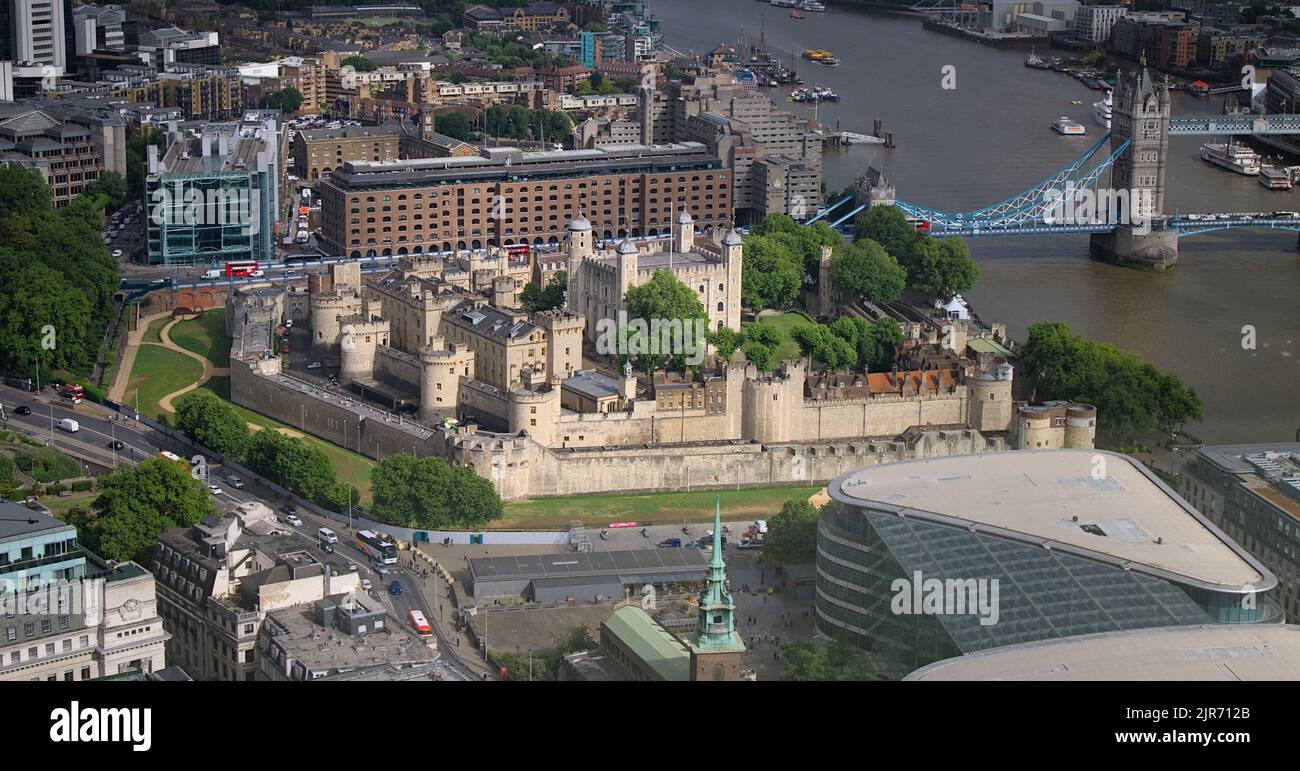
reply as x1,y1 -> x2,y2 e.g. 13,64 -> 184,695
72,458 -> 217,562
84,170 -> 127,210
752,213 -> 842,278
854,204 -> 919,267
0,164 -> 53,217
175,390 -> 251,458
583,22 -> 607,32
371,453 -> 502,529
830,239 -> 906,305
746,341 -> 775,372
908,236 -> 979,301
828,316 -> 903,373
626,269 -> 707,322
740,234 -> 804,310
244,430 -> 337,506
782,642 -> 833,681
340,55 -> 378,72
521,271 -> 567,312
1017,321 -> 1202,438
260,87 -> 304,113
707,326 -> 744,362
436,111 -> 473,141
791,323 -> 856,370
763,499 -> 820,565
745,323 -> 782,348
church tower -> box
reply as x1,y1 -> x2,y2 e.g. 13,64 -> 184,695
689,496 -> 747,680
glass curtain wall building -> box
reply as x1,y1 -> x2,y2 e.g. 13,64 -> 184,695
816,450 -> 1281,677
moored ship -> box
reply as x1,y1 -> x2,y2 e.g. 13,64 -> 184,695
1094,90 -> 1111,129
1258,164 -> 1293,189
1200,142 -> 1262,175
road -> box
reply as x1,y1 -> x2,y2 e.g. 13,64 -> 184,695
1,382 -> 479,680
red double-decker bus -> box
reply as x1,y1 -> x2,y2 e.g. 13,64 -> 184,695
225,261 -> 259,278
60,384 -> 84,405
503,244 -> 530,259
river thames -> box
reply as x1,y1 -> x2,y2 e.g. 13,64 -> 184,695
651,0 -> 1300,442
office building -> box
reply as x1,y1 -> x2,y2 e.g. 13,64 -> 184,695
817,450 -> 1279,677
1175,444 -> 1300,623
319,142 -> 732,256
1072,4 -> 1126,42
151,503 -> 361,681
0,502 -> 168,682
0,99 -> 126,207
145,111 -> 282,265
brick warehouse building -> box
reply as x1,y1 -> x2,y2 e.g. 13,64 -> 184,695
318,142 -> 732,256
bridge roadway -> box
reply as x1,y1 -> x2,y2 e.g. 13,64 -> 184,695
1168,113 -> 1300,135
924,212 -> 1300,238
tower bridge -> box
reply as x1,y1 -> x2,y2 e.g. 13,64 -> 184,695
808,65 -> 1300,271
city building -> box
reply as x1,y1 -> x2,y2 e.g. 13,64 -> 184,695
1174,443 -> 1300,623
136,26 -> 222,67
151,503 -> 362,681
468,548 -> 709,602
0,99 -> 127,207
907,624 -> 1300,681
256,594 -> 441,681
145,111 -> 283,265
1197,29 -> 1267,70
293,120 -> 475,180
816,450 -> 1280,677
71,4 -> 126,56
462,2 -> 572,32
318,142 -> 732,256
0,502 -> 168,682
1072,4 -> 1127,42
665,72 -> 823,221
1109,13 -> 1198,69
5,0 -> 70,72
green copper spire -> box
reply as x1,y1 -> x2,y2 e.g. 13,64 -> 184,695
693,494 -> 743,651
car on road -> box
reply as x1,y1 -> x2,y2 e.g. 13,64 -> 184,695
345,561 -> 357,572
388,581 -> 402,596
111,249 -> 123,258
228,476 -> 245,489
208,485 -> 223,495
14,406 -> 31,416
307,361 -> 322,369
754,519 -> 768,535
658,538 -> 682,548
250,269 -> 265,277
58,418 -> 79,433
284,514 -> 302,527
108,440 -> 125,450
361,578 -> 372,590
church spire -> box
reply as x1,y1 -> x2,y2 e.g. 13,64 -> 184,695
693,494 -> 742,650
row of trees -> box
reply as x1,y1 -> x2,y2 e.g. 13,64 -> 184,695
370,453 -> 502,529
482,104 -> 573,143
1016,321 -> 1203,437
0,166 -> 121,380
174,392 -> 359,512
791,316 -> 904,373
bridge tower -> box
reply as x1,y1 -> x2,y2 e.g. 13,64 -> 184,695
1089,60 -> 1179,271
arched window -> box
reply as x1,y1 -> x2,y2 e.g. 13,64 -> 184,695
712,664 -> 725,681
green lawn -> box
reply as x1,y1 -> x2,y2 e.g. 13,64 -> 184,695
193,378 -> 376,505
41,489 -> 99,518
742,310 -> 816,363
123,345 -> 205,419
141,316 -> 170,344
170,308 -> 231,368
496,483 -> 821,530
